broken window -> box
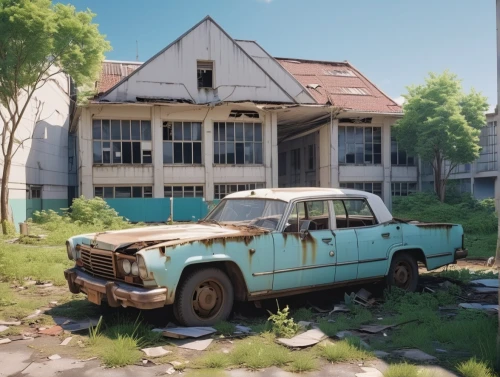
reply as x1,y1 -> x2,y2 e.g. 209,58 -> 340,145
338,126 -> 381,165
92,119 -> 152,165
163,121 -> 202,164
197,61 -> 213,89
164,185 -> 204,198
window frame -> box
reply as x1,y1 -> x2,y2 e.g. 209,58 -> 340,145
284,199 -> 333,233
391,136 -> 415,166
162,121 -> 203,165
339,182 -> 383,198
213,122 -> 263,165
197,60 -> 214,89
164,185 -> 204,198
29,186 -> 42,199
331,198 -> 378,229
94,186 -> 153,199
214,183 -> 265,200
92,119 -> 152,165
391,182 -> 417,197
338,125 -> 382,165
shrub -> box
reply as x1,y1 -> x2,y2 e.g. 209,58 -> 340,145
69,196 -> 128,227
456,358 -> 494,377
267,302 -> 299,338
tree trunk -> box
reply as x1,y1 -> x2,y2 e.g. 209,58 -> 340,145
433,157 -> 446,202
0,156 -> 12,234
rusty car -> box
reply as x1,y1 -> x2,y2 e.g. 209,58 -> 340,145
64,188 -> 467,326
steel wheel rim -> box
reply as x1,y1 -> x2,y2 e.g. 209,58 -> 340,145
192,278 -> 224,321
393,261 -> 412,289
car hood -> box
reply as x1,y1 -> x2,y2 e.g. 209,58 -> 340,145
70,223 -> 268,252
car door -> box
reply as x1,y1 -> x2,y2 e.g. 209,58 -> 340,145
331,200 -> 359,282
343,198 -> 403,279
272,199 -> 337,291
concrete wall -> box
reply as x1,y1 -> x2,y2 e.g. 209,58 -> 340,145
278,131 -> 319,187
79,103 -> 277,208
1,70 -> 70,226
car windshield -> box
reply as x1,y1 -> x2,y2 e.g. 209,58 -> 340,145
204,199 -> 287,230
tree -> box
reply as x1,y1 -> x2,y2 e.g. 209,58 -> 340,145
394,71 -> 489,202
0,0 -> 110,234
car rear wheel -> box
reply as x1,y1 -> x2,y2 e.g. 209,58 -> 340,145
174,267 -> 234,326
387,253 -> 418,292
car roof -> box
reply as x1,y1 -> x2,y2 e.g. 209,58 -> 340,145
224,188 -> 393,223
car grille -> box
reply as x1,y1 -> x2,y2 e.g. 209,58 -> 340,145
80,247 -> 116,280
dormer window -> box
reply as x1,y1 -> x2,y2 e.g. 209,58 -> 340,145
197,61 -> 213,88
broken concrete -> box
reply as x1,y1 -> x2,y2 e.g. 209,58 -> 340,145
176,338 -> 213,351
277,329 -> 327,348
162,326 -> 216,339
141,346 -> 171,357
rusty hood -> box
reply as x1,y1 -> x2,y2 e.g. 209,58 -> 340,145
71,223 -> 268,252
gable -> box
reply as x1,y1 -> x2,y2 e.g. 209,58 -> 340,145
100,17 -> 296,104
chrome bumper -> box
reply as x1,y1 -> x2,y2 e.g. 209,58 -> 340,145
64,268 -> 167,310
454,249 -> 468,260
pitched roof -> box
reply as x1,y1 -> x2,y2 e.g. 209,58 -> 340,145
276,58 -> 402,113
96,60 -> 142,94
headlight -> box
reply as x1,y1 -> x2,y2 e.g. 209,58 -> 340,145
66,240 -> 74,260
131,262 -> 139,276
121,259 -> 131,275
137,254 -> 149,280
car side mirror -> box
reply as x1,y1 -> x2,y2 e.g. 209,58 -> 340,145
299,220 -> 310,240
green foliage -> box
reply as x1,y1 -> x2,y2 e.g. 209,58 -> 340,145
292,307 -> 314,322
317,307 -> 373,337
68,196 -> 129,227
383,363 -> 419,377
196,353 -> 230,369
317,341 -> 373,363
456,358 -> 495,377
267,302 -> 299,338
230,338 -> 291,370
438,268 -> 498,283
286,352 -> 318,373
213,321 -> 236,336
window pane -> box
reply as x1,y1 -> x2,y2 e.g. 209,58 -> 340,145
93,141 -> 102,163
164,186 -> 172,197
398,150 -> 407,165
142,150 -> 152,164
141,121 -> 152,140
122,121 -> 131,140
163,142 -> 173,164
94,187 -> 103,198
163,125 -> 172,141
183,122 -> 191,141
174,122 -> 183,140
254,124 -> 262,142
195,186 -> 203,197
115,187 -> 131,198
235,143 -> 244,164
254,143 -> 263,164
244,124 -> 254,141
193,142 -> 202,164
111,120 -> 121,139
174,143 -> 183,163
132,142 -> 141,163
214,142 -> 219,164
132,187 -> 142,198
184,143 -> 192,164
112,142 -> 121,163
192,122 -> 202,141
244,142 -> 254,163
235,123 -> 244,141
173,186 -> 183,198
122,142 -> 132,163
103,150 -> 110,163
227,142 -> 235,164
92,120 -> 101,139
184,186 -> 194,197
219,142 -> 226,164
131,121 -> 141,140
219,123 -> 226,142
104,187 -> 114,198
102,120 -> 110,140
214,123 -> 219,141
143,187 -> 152,198
226,123 -> 234,141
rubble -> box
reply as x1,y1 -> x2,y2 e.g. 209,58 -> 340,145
0,325 -> 8,333
0,321 -> 21,326
177,338 -> 213,351
39,326 -> 63,336
162,326 -> 216,339
141,346 -> 172,357
277,328 -> 327,348
60,337 -> 73,346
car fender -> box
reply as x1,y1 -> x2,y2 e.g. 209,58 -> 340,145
385,245 -> 427,275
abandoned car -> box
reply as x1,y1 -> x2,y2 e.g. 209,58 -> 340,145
64,188 -> 467,326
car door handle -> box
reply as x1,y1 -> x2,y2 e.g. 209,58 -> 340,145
381,233 -> 390,239
322,238 -> 333,244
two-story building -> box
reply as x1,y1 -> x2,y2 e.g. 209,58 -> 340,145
71,16 -> 412,222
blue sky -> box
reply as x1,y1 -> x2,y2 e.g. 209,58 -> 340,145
70,0 -> 496,109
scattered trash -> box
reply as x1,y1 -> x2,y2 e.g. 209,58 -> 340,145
37,283 -> 53,288
0,325 -> 8,333
48,354 -> 61,360
60,337 -> 73,346
358,324 -> 395,334
0,321 -> 21,326
439,281 -> 455,289
423,287 -> 435,293
73,357 -> 97,363
165,367 -> 176,375
141,359 -> 158,367
470,279 -> 499,288
162,327 -> 216,339
176,338 -> 213,351
171,361 -> 183,367
353,289 -> 375,307
459,303 -> 499,312
277,328 -> 327,348
393,349 -> 437,362
435,348 -> 447,353
141,346 -> 172,357
0,338 -> 12,345
329,304 -> 350,315
39,325 -> 63,336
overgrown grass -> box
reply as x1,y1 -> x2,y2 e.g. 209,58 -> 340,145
229,335 -> 291,370
292,307 -> 314,322
214,321 -> 236,336
317,341 -> 373,363
196,352 -> 231,369
317,307 -> 373,337
456,358 -> 495,377
286,351 -> 318,373
383,363 -> 419,377
437,268 -> 498,283
393,193 -> 497,257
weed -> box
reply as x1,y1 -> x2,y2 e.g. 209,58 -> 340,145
99,335 -> 143,367
286,352 -> 318,373
197,352 -> 230,369
456,358 -> 494,377
88,316 -> 104,346
230,338 -> 291,370
213,321 -> 236,336
292,307 -> 314,322
267,302 -> 299,338
383,363 -> 419,377
249,320 -> 272,334
437,268 -> 498,283
318,341 -> 373,363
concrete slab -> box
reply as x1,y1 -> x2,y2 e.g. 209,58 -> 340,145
19,358 -> 85,377
0,346 -> 34,376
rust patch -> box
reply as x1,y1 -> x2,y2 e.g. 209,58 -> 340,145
248,248 -> 256,264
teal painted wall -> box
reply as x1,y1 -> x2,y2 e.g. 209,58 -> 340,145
9,198 -> 68,230
105,198 -> 214,223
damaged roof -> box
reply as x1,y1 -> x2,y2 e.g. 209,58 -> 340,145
276,58 -> 402,113
96,60 -> 142,94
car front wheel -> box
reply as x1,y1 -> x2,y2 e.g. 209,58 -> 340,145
387,253 -> 418,292
174,267 -> 234,326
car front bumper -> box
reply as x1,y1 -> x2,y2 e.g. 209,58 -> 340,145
64,268 -> 167,310
454,248 -> 468,260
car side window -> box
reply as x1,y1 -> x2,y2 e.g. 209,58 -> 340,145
284,200 -> 331,232
333,199 -> 377,229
